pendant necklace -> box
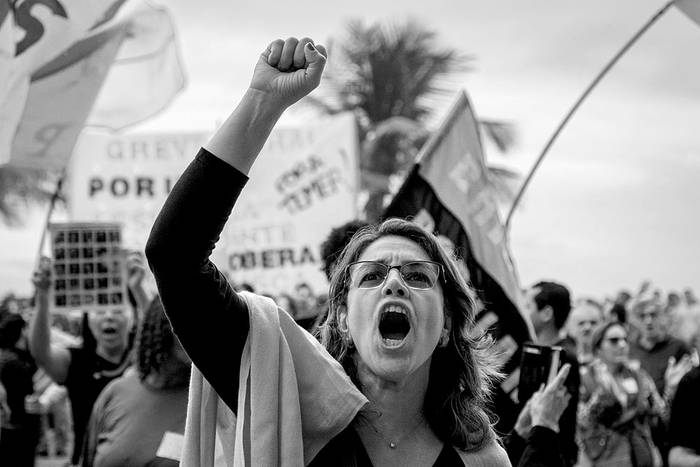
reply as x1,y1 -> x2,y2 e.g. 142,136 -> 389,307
363,416 -> 426,450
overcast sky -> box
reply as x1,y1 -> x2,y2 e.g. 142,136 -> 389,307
2,0 -> 699,299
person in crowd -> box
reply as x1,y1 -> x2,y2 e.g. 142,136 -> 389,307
82,296 -> 190,467
578,321 -> 665,467
505,363 -> 572,467
308,220 -> 372,330
667,289 -> 700,347
609,289 -> 633,325
0,294 -> 21,320
0,312 -> 41,466
292,281 -> 321,329
567,298 -> 605,365
628,291 -> 693,397
28,255 -> 146,467
523,281 -> 580,466
276,292 -> 299,318
667,364 -> 700,467
146,36 -> 510,465
320,220 -> 372,282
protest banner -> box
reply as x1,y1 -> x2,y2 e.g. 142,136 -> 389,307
48,222 -> 127,313
212,112 -> 360,295
384,91 -> 533,431
68,113 -> 360,295
67,131 -> 210,248
0,0 -> 184,170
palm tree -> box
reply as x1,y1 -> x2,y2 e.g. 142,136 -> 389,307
0,165 -> 55,226
305,18 -> 519,222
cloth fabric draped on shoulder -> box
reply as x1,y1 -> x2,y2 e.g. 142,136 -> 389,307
181,292 -> 368,467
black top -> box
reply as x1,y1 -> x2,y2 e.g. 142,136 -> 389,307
553,336 -> 581,467
0,347 -> 39,429
309,425 -> 464,466
64,346 -> 131,464
668,366 -> 700,454
149,149 -> 566,466
629,336 -> 690,395
146,150 -> 475,465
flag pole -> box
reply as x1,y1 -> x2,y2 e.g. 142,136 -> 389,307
504,0 -> 677,232
35,169 -> 66,270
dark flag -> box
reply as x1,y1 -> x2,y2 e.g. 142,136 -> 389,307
384,91 -> 534,433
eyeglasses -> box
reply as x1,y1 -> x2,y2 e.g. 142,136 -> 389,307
346,261 -> 443,290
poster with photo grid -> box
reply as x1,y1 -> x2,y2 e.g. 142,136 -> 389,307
48,222 -> 127,311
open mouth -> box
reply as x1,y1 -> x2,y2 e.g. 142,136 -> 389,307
378,305 -> 411,347
101,326 -> 118,336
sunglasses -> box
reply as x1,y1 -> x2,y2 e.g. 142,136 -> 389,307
346,261 -> 443,290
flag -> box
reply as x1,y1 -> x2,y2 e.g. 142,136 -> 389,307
0,0 -> 185,170
676,0 -> 700,27
384,91 -> 534,432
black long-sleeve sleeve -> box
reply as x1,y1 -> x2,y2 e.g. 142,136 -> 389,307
518,426 -> 566,467
146,148 -> 250,412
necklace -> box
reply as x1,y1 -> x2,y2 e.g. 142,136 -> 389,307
361,415 -> 426,450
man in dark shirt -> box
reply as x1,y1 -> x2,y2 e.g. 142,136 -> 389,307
522,281 -> 580,467
668,366 -> 700,466
628,295 -> 690,396
628,293 -> 692,467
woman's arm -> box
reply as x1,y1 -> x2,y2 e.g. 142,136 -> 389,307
145,37 -> 326,410
28,258 -> 72,384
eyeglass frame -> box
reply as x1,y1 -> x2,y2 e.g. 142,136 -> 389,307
345,260 -> 444,290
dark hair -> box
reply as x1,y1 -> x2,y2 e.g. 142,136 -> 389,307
317,218 -> 500,451
591,321 -> 627,351
533,281 -> 571,330
0,313 -> 25,348
320,220 -> 371,280
136,296 -> 175,380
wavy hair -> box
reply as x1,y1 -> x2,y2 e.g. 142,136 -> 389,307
316,218 -> 501,451
136,296 -> 175,381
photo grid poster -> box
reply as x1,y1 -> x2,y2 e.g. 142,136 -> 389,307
48,222 -> 127,312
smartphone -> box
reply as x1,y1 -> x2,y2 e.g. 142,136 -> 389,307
517,343 -> 562,405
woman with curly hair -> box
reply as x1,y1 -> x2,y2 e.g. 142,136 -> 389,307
146,36 -> 509,466
82,297 -> 190,467
578,321 -> 665,467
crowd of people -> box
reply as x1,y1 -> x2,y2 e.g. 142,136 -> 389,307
0,35 -> 699,467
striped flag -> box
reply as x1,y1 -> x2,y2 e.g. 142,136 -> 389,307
384,91 -> 534,432
0,0 -> 185,170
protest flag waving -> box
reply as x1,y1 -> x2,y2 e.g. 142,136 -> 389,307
0,0 -> 185,171
384,91 -> 534,430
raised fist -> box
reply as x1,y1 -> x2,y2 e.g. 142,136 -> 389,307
250,37 -> 327,108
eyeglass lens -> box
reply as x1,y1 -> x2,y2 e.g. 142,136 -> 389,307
349,261 -> 440,289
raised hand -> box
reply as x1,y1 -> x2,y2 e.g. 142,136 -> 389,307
664,354 -> 695,400
515,363 -> 572,436
32,256 -> 52,295
125,250 -> 146,291
250,37 -> 327,109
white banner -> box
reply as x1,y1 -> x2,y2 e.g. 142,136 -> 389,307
213,113 -> 360,295
68,113 -> 359,295
67,131 -> 209,247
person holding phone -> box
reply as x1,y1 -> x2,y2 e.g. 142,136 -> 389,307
524,281 -> 580,466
